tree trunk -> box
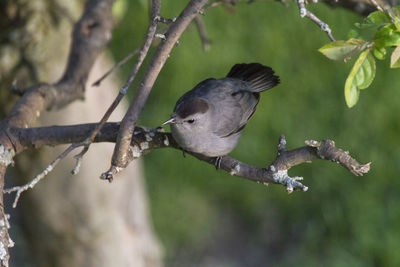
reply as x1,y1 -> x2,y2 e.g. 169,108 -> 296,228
1,1 -> 163,266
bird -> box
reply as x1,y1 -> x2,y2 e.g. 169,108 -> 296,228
163,63 -> 280,166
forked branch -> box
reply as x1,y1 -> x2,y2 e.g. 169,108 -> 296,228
0,1 -> 116,264
4,123 -> 371,206
65,0 -> 162,173
108,0 -> 210,179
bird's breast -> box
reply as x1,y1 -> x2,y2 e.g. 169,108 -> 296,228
171,126 -> 240,157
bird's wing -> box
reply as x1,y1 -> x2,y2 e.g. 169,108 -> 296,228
213,63 -> 280,137
212,80 -> 259,138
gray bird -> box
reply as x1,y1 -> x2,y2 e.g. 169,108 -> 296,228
163,63 -> 280,162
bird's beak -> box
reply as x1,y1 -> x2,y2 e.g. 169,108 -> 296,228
162,117 -> 176,125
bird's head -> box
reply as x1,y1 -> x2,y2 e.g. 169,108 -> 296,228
163,97 -> 210,134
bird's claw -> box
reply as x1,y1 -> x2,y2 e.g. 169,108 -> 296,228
214,156 -> 222,170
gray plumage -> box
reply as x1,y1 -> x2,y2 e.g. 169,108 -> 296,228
164,63 -> 280,157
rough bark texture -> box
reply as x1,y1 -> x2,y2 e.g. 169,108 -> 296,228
16,56 -> 162,267
1,1 -> 162,266
7,123 -> 370,192
5,0 -> 115,128
110,0 -> 210,171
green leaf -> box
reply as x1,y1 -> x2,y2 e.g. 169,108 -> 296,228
319,39 -> 367,61
344,50 -> 376,108
345,84 -> 360,108
374,24 -> 400,48
373,46 -> 386,60
390,45 -> 400,68
356,10 -> 390,29
354,22 -> 370,29
347,29 -> 360,40
366,10 -> 391,24
390,6 -> 400,31
356,53 -> 376,89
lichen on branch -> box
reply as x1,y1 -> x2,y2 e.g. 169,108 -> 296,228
4,123 -> 371,200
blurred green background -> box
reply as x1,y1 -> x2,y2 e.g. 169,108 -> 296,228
110,1 -> 400,266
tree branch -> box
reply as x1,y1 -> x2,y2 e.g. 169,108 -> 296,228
321,0 -> 394,16
0,164 -> 12,267
0,0 -> 381,264
85,0 -> 160,140
61,0 -> 162,176
5,0 -> 115,129
6,123 -> 370,197
0,1 -> 115,265
3,144 -> 78,208
194,16 -> 211,51
91,48 -> 139,87
297,0 -> 335,41
107,0 -> 210,179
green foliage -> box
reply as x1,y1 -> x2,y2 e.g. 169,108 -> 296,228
319,5 -> 400,108
374,24 -> 400,48
344,50 -> 375,107
318,39 -> 367,61
373,46 -> 386,59
355,10 -> 391,29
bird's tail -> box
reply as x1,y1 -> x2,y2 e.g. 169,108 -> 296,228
226,63 -> 280,92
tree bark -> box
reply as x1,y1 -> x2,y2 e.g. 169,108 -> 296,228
1,1 -> 162,266
14,56 -> 162,267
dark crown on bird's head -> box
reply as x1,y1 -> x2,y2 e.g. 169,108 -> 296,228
175,97 -> 209,119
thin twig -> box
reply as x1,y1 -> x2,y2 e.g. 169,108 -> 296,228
119,0 -> 161,96
202,0 -> 225,12
71,145 -> 89,174
3,143 -> 81,207
194,16 -> 211,51
369,0 -> 384,11
107,0 -> 210,179
92,49 -> 139,87
67,0 -> 161,174
90,0 -> 160,134
201,0 -> 268,13
297,0 -> 336,42
157,16 -> 176,24
202,0 -> 238,12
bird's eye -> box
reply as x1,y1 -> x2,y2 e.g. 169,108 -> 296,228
187,119 -> 195,124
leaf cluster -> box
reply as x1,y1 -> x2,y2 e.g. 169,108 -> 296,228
319,6 -> 400,107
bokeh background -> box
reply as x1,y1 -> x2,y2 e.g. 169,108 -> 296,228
111,1 -> 400,266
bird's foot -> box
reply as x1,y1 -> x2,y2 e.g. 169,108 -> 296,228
214,156 -> 222,170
